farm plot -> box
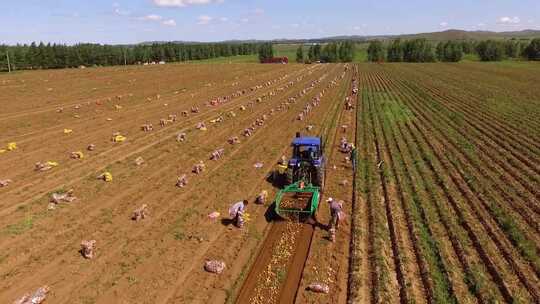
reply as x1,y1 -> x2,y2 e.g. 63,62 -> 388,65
234,66 -> 354,304
0,62 -> 354,303
0,61 -> 329,302
349,63 -> 540,304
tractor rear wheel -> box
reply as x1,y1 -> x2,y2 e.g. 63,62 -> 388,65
315,167 -> 325,188
286,169 -> 293,185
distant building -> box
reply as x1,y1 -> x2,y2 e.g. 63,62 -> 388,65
261,57 -> 289,64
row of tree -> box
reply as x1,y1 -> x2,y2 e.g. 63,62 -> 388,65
368,39 -> 437,62
476,39 -> 540,61
367,38 -> 540,62
257,43 -> 274,62
296,42 -> 355,63
0,42 -> 259,71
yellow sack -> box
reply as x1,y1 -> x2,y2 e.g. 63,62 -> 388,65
64,129 -> 73,134
0,149 -> 6,154
277,164 -> 288,175
7,142 -> 17,151
240,106 -> 246,111
102,172 -> 113,182
113,135 -> 126,142
200,127 -> 207,131
46,161 -> 59,167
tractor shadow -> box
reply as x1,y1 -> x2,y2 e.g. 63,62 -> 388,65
264,201 -> 279,223
265,171 -> 286,189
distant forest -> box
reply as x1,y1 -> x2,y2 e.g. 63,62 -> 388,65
366,38 -> 540,62
0,42 -> 259,71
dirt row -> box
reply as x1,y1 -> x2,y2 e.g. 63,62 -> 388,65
397,63 -> 540,136
0,63 -> 336,302
228,66 -> 353,304
376,67 -> 538,272
0,64 -> 283,117
160,65 -> 350,304
0,64 -> 348,303
0,64 -> 317,219
295,65 -> 356,304
351,64 -> 539,303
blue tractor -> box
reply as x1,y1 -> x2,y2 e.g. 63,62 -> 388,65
272,132 -> 325,220
285,132 -> 325,188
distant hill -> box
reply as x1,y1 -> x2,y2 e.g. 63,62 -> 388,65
301,29 -> 540,43
397,29 -> 540,41
140,29 -> 540,45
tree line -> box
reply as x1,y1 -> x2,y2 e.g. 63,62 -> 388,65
0,42 -> 259,71
295,42 -> 355,63
367,38 -> 540,62
257,43 -> 274,62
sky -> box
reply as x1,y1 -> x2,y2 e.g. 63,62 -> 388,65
1,0 -> 539,45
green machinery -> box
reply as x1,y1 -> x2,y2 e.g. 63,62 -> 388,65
273,133 -> 324,220
274,181 -> 321,219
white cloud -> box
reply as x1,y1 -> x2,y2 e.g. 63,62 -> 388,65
114,8 -> 131,16
153,0 -> 223,8
498,16 -> 520,25
440,21 -> 448,27
197,15 -> 213,25
353,24 -> 367,31
253,8 -> 264,15
291,23 -> 300,28
219,17 -> 228,22
478,22 -> 486,27
141,14 -> 163,21
139,14 -> 176,26
162,19 -> 177,26
240,18 -> 249,23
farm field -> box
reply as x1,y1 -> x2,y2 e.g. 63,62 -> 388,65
0,61 -> 357,303
0,60 -> 539,304
350,62 -> 540,304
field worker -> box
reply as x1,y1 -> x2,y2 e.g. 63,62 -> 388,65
256,190 -> 268,205
229,199 -> 249,228
350,144 -> 357,172
274,157 -> 288,183
327,198 -> 344,242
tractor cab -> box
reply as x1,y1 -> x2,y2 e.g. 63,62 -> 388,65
286,133 -> 325,187
290,137 -> 322,166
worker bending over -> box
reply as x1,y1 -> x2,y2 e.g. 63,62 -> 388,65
229,200 -> 249,228
327,197 -> 344,242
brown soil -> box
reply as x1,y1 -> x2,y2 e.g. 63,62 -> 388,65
2,61 -> 537,304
